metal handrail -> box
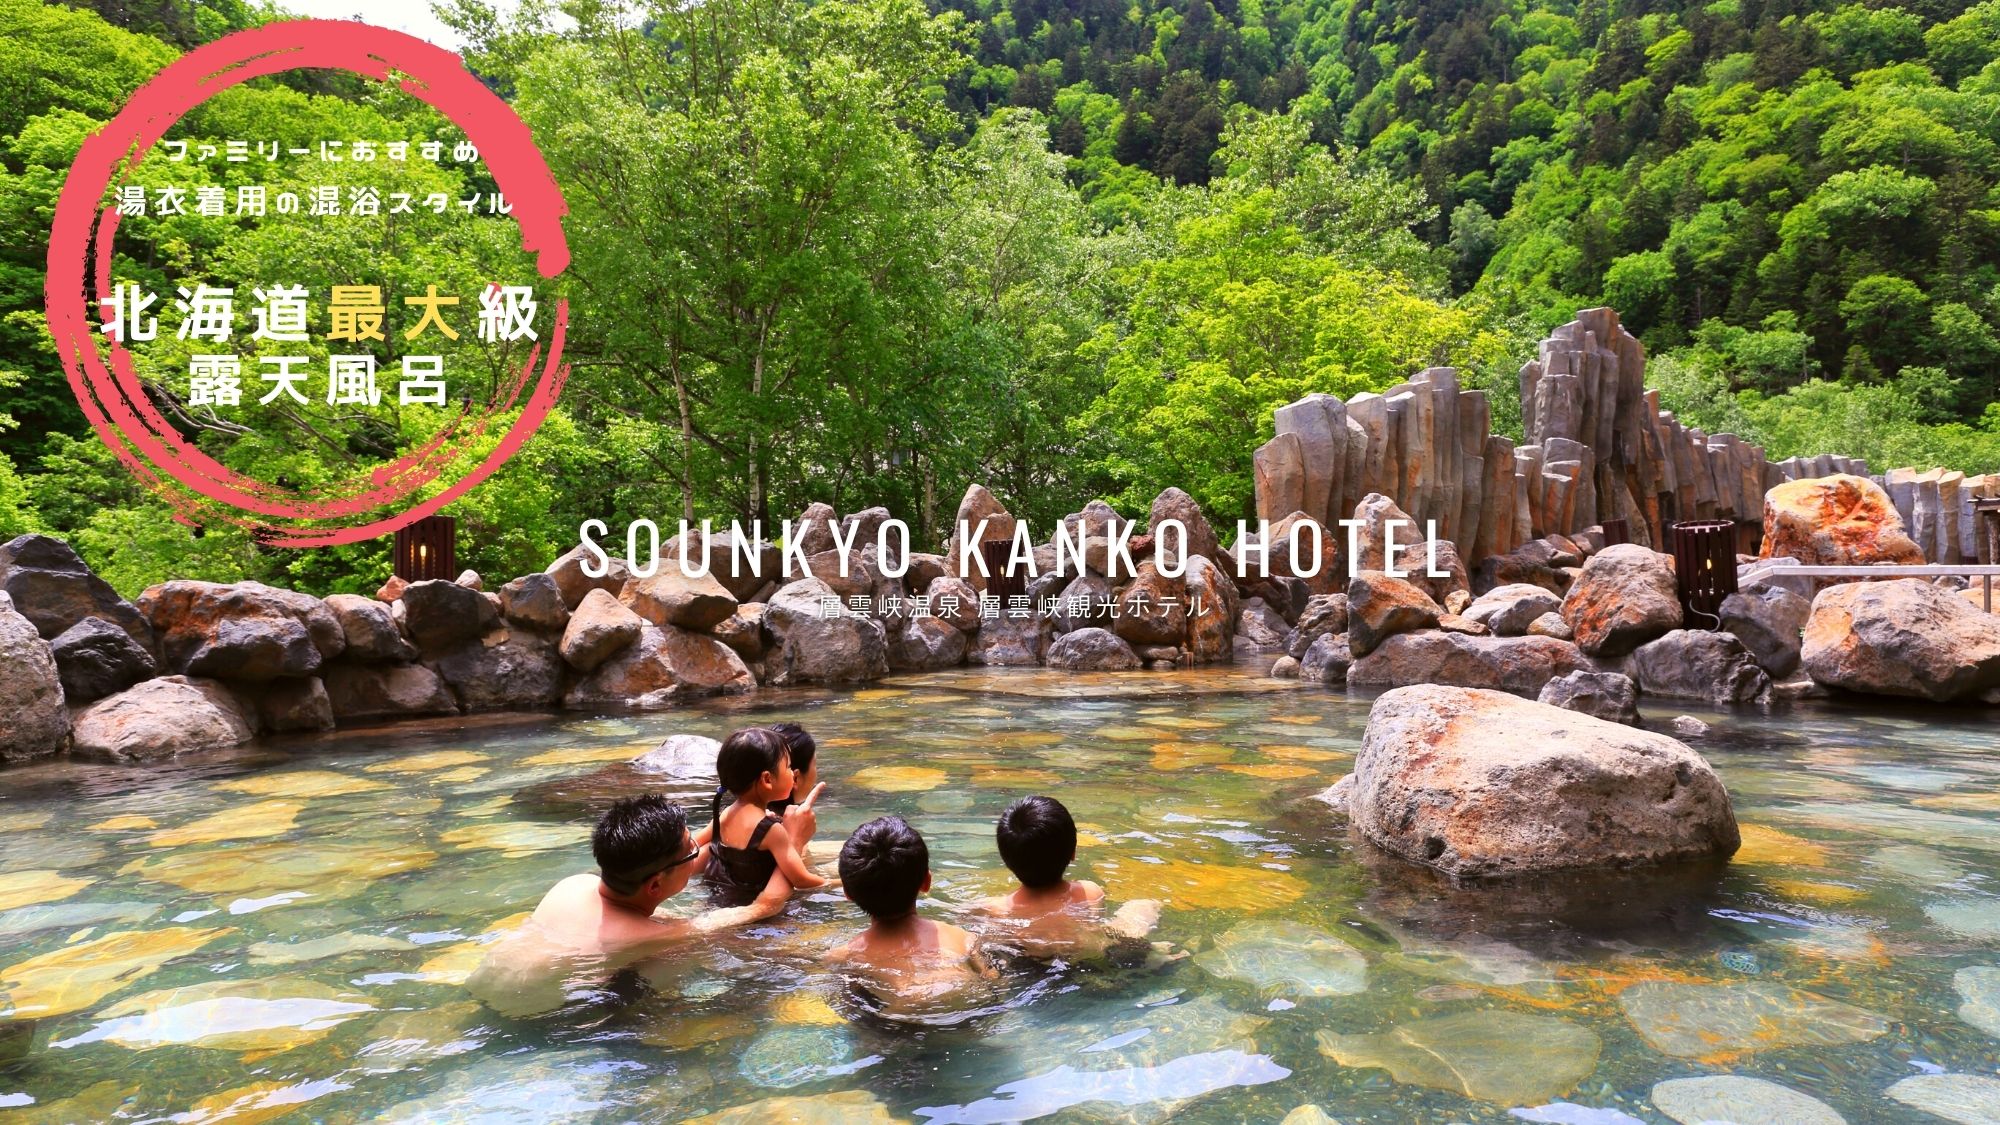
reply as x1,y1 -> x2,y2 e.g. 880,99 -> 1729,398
1738,560 -> 2000,611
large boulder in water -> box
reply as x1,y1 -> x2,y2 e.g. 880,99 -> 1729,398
1559,545 -> 1681,657
0,534 -> 153,650
1181,554 -> 1239,663
498,573 -> 569,633
1761,474 -> 1924,568
1345,685 -> 1739,879
0,594 -> 69,762
70,675 -> 254,762
140,580 -> 344,681
49,615 -> 156,704
760,578 -> 888,685
1346,632 -> 1588,696
1113,562 -> 1187,647
1283,594 -> 1348,659
1802,579 -> 2000,701
563,623 -> 754,708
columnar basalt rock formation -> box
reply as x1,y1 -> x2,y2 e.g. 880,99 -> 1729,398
1254,307 -> 2000,568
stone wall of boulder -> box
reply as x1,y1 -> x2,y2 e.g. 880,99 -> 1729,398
0,482 -> 1277,763
1253,306 -> 1999,565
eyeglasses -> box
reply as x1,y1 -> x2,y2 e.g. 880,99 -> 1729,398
666,842 -> 707,869
605,842 -> 707,893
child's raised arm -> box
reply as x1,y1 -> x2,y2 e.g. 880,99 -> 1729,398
761,822 -> 827,889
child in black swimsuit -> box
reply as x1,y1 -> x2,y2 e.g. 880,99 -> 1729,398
695,727 -> 828,906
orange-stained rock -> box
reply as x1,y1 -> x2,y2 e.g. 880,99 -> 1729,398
1560,544 -> 1681,657
1761,474 -> 1924,568
1347,573 -> 1442,657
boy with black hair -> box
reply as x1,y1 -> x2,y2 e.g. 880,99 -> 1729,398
974,795 -> 1161,960
468,794 -> 794,1017
826,816 -> 992,1017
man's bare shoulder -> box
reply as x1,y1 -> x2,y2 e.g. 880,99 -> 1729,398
1073,880 -> 1106,905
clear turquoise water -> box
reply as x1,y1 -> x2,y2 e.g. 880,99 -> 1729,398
0,667 -> 1997,1122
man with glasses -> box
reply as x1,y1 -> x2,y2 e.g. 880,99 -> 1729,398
467,794 -> 793,1015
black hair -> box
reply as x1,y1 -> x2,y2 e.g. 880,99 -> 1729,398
996,795 -> 1077,889
839,816 -> 929,920
769,721 -> 816,773
716,726 -> 789,796
593,794 -> 688,895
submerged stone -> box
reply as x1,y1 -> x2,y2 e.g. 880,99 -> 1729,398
851,766 -> 949,792
687,1091 -> 901,1125
1926,898 -> 2000,939
364,750 -> 490,774
1101,858 -> 1306,912
0,926 -> 234,1017
147,800 -> 302,847
247,932 -> 415,966
1615,980 -> 1887,1059
0,871 -> 94,913
1314,1010 -> 1600,1105
1650,1076 -> 1846,1125
1954,966 -> 2000,1038
214,771 -> 389,799
438,822 -> 589,858
381,1049 -> 620,1124
55,977 -> 373,1051
737,1026 -> 857,1089
1193,920 -> 1367,997
0,901 -> 157,940
1885,1074 -> 2000,1125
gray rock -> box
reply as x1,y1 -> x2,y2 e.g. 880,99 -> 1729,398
1237,597 -> 1289,650
969,610 -> 1048,667
1113,562 -> 1187,646
1560,544 -> 1682,657
1669,715 -> 1709,738
1045,627 -> 1139,671
140,580 -> 344,681
1719,587 -> 1810,677
1051,574 -> 1115,634
761,578 -> 889,684
1526,611 -> 1572,640
1626,629 -> 1772,706
888,614 -> 967,672
1886,1073 -> 2000,1125
0,595 -> 69,761
1283,594 -> 1349,659
323,662 -> 458,723
1537,669 -> 1639,725
1147,486 -> 1225,572
620,567 -> 738,631
789,501 -> 839,557
324,593 -> 417,662
70,675 -> 254,762
499,573 -> 570,633
398,579 -> 498,653
1803,579 -> 2000,701
1348,685 -> 1739,878
455,569 -> 483,591
545,543 -> 628,610
0,534 -> 152,649
49,615 -> 156,704
1301,632 -> 1351,684
631,733 -> 722,778
925,575 -> 981,633
1463,584 -> 1562,637
1271,655 -> 1301,679
711,603 -> 767,660
432,632 -> 565,711
250,676 -> 335,733
563,623 -> 754,708
558,588 -> 646,673
1347,632 -> 1591,696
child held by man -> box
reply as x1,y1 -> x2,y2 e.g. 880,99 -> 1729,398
696,726 -> 827,905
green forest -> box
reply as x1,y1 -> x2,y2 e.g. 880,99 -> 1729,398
3,0 -> 2000,596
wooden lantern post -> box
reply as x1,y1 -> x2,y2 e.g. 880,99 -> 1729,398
393,515 -> 457,582
1601,518 -> 1629,547
980,539 -> 1023,600
1669,519 -> 1737,628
